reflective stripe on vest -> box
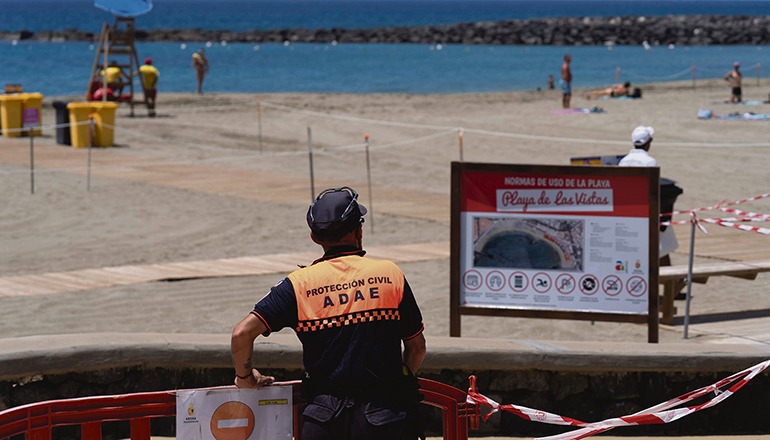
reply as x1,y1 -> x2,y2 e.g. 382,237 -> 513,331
287,256 -> 404,333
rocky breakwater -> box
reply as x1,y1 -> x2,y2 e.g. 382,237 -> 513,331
3,15 -> 770,45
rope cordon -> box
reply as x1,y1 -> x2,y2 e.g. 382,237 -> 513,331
257,100 -> 770,148
465,359 -> 770,440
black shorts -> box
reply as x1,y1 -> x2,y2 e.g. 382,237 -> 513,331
301,394 -> 412,440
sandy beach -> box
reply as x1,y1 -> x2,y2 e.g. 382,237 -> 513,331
3,78 -> 770,342
2,79 -> 770,438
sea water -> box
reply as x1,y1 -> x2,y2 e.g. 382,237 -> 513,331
6,0 -> 770,33
1,0 -> 770,96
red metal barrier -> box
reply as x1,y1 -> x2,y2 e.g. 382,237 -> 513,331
0,390 -> 177,440
0,378 -> 479,440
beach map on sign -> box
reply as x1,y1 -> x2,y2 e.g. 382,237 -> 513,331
472,217 -> 584,272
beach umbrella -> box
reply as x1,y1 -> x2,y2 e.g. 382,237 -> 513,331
94,0 -> 153,17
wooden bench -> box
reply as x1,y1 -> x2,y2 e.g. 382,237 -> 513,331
658,259 -> 770,324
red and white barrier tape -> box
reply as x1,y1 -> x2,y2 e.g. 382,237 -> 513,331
659,194 -> 770,235
716,217 -> 770,222
466,359 -> 770,440
717,207 -> 770,221
662,216 -> 768,226
661,212 -> 770,236
665,192 -> 770,217
702,218 -> 770,236
723,192 -> 770,206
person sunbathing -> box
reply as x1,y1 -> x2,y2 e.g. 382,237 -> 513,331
586,82 -> 631,100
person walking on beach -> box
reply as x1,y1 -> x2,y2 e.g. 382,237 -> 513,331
192,48 -> 209,94
724,62 -> 742,103
137,57 -> 159,117
560,54 -> 572,108
231,186 -> 427,440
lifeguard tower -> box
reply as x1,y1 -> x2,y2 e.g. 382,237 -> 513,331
87,0 -> 153,116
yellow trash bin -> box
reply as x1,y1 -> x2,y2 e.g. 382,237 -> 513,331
0,94 -> 25,137
90,101 -> 117,147
66,102 -> 95,148
21,92 -> 44,137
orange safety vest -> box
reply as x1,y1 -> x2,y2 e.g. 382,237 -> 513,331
287,255 -> 405,333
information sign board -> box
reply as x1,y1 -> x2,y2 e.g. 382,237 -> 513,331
450,162 -> 659,342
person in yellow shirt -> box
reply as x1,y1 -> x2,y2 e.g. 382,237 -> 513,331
100,60 -> 128,96
137,57 -> 160,117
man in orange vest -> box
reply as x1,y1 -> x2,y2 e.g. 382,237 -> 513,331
231,187 -> 427,439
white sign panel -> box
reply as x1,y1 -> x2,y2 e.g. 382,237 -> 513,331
496,188 -> 614,212
176,386 -> 293,440
460,213 -> 649,314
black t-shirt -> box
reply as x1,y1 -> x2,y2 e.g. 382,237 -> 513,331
251,248 -> 423,397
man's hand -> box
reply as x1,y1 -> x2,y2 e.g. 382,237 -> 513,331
231,314 -> 272,388
234,369 -> 275,389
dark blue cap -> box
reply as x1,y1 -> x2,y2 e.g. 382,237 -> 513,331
306,187 -> 367,234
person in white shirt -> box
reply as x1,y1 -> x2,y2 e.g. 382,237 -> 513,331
618,125 -> 681,284
618,126 -> 656,167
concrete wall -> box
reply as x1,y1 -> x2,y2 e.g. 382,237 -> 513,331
2,333 -> 769,437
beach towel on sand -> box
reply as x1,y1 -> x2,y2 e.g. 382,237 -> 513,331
698,108 -> 770,121
711,100 -> 765,106
597,95 -> 638,101
550,107 -> 605,115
